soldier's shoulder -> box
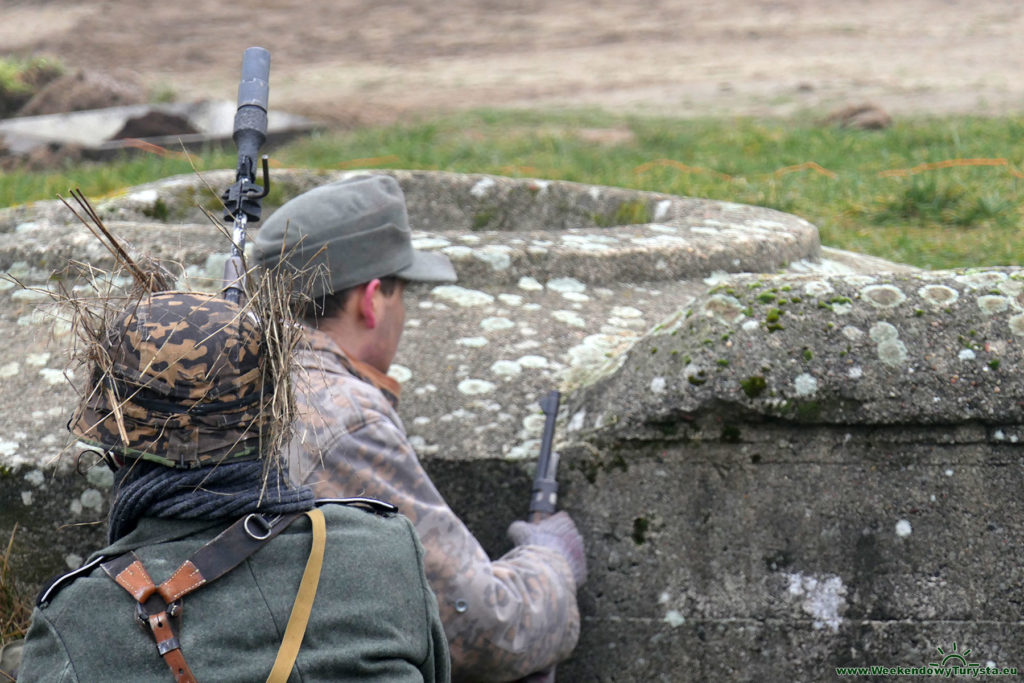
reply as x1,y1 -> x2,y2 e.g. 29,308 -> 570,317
316,497 -> 398,517
34,554 -> 113,609
312,499 -> 423,567
315,498 -> 420,545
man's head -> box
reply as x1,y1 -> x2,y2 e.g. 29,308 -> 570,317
254,174 -> 456,372
254,174 -> 456,299
70,291 -> 269,469
311,274 -> 408,373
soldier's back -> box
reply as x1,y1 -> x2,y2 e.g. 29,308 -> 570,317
18,502 -> 450,682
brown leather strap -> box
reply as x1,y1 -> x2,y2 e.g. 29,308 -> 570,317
147,611 -> 196,683
103,552 -> 196,682
102,512 -> 304,682
159,560 -> 204,604
103,553 -> 158,603
156,513 -> 303,604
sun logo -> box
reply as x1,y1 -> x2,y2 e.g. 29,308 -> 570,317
929,643 -> 980,669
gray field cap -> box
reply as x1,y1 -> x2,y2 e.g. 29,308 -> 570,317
254,174 -> 457,298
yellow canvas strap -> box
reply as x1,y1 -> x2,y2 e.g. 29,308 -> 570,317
266,507 -> 326,683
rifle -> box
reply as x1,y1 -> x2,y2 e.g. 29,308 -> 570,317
528,390 -> 561,523
222,46 -> 272,304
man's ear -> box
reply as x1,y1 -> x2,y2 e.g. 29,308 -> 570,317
359,279 -> 382,329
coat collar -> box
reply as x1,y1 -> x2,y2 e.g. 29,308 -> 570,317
302,327 -> 402,409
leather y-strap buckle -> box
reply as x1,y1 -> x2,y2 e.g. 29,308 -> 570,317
102,552 -> 197,682
132,592 -> 194,682
102,512 -> 304,683
135,594 -> 182,634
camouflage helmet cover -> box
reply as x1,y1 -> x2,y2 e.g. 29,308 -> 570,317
71,291 -> 268,468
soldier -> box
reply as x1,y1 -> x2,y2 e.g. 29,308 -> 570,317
17,290 -> 449,682
255,174 -> 587,682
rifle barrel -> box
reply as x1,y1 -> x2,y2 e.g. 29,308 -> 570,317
529,390 -> 561,520
237,47 -> 270,110
536,390 -> 560,477
233,47 -> 270,184
222,47 -> 271,303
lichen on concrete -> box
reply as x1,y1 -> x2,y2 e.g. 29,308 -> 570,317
568,268 -> 1024,439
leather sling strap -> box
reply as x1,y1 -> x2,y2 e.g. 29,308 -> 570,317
102,511 -> 304,683
266,507 -> 326,683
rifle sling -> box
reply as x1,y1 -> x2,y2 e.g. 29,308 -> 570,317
266,507 -> 326,683
101,511 -> 304,683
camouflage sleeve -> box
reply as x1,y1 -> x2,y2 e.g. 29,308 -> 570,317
291,387 -> 580,681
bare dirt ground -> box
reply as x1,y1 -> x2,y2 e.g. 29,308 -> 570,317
4,0 -> 1024,126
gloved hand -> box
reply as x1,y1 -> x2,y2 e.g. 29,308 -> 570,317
507,511 -> 587,588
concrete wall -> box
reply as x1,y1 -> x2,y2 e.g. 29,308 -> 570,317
559,270 -> 1024,679
2,170 -> 1018,678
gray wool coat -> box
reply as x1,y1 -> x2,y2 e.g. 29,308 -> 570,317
17,502 -> 450,682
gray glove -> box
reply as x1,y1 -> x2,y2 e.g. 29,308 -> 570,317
507,510 -> 587,588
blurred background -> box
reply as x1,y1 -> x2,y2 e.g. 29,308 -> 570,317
3,0 -> 1024,267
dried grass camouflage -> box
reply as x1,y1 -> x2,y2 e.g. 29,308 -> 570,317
70,291 -> 269,468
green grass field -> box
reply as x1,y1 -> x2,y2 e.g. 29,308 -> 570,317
3,109 -> 1024,270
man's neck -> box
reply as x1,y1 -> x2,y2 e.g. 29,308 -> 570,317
307,323 -> 402,407
316,314 -> 366,361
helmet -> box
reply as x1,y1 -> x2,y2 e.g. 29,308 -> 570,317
70,291 -> 268,468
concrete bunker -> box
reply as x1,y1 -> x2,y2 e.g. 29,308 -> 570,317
2,170 -> 1018,678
